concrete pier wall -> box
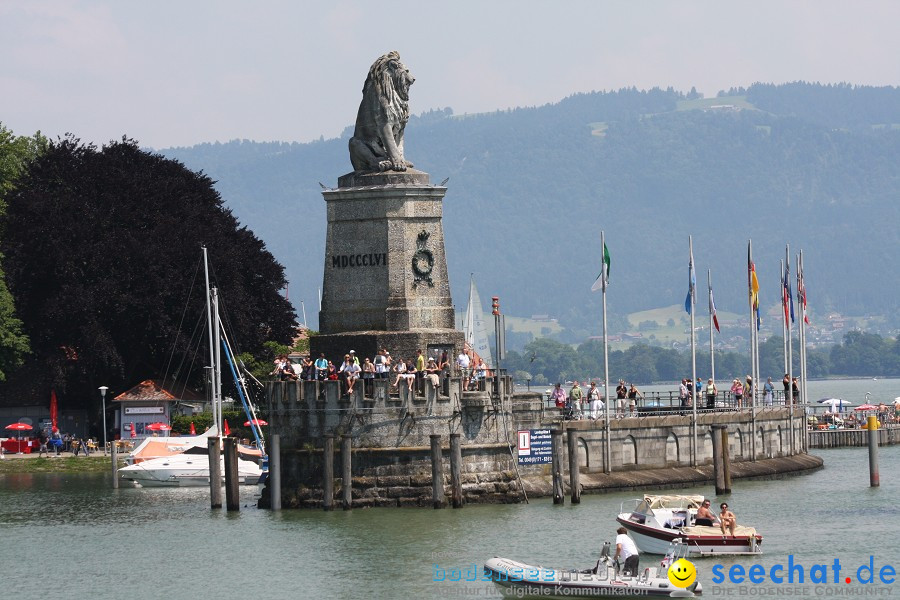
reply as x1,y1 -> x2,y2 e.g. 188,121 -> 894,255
261,381 -> 816,509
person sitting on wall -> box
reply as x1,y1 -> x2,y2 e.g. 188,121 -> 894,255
425,358 -> 441,390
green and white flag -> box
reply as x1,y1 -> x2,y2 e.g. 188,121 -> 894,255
591,242 -> 611,292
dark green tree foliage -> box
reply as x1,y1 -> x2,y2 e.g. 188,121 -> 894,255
1,137 -> 296,405
829,331 -> 900,376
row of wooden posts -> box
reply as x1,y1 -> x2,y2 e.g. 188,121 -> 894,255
299,433 -> 467,511
549,425 -> 734,505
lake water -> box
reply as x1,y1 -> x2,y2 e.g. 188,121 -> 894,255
2,445 -> 897,598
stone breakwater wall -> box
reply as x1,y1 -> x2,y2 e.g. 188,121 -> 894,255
260,380 -> 818,509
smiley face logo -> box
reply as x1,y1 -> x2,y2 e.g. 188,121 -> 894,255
667,558 -> 697,588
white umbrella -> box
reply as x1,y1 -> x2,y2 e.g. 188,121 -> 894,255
818,398 -> 853,412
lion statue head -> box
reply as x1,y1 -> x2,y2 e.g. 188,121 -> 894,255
348,51 -> 416,174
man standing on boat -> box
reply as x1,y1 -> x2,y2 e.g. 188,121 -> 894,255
614,527 -> 640,577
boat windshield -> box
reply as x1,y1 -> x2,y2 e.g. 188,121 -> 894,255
634,498 -> 652,515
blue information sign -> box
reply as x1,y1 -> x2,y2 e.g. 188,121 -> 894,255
516,428 -> 553,465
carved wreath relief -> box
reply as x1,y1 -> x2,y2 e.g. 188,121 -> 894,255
412,230 -> 434,288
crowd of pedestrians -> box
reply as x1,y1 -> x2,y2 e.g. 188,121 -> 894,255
552,373 -> 807,421
273,347 -> 463,397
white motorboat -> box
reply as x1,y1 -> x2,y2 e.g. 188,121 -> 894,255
485,539 -> 701,598
616,494 -> 762,556
119,445 -> 263,487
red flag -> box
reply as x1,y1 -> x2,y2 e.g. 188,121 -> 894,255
130,422 -> 136,438
223,419 -> 231,436
708,285 -> 720,333
50,390 -> 58,430
189,422 -> 196,435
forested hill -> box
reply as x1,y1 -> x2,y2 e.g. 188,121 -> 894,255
161,82 -> 900,332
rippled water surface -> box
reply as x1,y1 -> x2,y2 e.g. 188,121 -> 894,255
2,442 -> 897,599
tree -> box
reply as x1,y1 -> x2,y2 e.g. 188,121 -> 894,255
0,136 -> 296,409
0,124 -> 46,380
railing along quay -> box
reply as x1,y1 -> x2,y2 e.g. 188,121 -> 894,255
808,426 -> 899,448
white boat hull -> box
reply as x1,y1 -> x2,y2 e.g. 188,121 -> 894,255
484,557 -> 700,598
119,455 -> 262,487
617,514 -> 762,556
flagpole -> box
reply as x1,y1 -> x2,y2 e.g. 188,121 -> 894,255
708,269 -> 715,387
747,239 -> 755,412
785,244 -> 794,453
781,260 -> 788,375
798,251 -> 808,452
748,240 -> 758,461
689,236 -> 697,467
601,230 -> 611,474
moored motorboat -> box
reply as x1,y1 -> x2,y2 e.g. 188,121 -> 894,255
485,539 -> 701,599
616,494 -> 762,556
119,445 -> 263,487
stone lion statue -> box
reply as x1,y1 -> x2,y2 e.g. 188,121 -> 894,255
349,51 -> 415,173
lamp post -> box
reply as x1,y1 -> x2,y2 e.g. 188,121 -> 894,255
98,386 -> 109,456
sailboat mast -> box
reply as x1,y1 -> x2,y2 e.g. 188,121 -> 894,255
213,288 -> 223,434
202,247 -> 219,433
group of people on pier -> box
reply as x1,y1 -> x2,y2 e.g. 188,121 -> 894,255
552,372 -> 808,420
272,347 -> 481,397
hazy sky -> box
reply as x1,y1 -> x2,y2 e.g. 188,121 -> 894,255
3,1 -> 899,149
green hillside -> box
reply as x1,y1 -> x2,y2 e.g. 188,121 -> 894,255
161,82 -> 900,334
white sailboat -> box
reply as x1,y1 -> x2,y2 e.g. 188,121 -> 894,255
119,248 -> 266,487
463,274 -> 493,368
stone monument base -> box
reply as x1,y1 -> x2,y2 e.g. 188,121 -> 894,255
310,329 -> 464,366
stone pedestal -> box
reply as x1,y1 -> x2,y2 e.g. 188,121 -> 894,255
311,170 -> 464,362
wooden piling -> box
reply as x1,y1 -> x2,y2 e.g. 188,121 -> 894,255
868,416 -> 880,487
323,433 -> 334,511
449,433 -> 463,508
341,435 -> 353,510
430,434 -> 446,509
208,437 -> 223,509
551,429 -> 564,504
110,440 -> 119,489
712,425 -> 730,495
270,434 -> 281,510
567,428 -> 580,504
224,436 -> 239,511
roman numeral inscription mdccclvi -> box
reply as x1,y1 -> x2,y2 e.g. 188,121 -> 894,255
331,253 -> 388,268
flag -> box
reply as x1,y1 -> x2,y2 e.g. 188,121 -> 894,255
709,284 -> 720,332
591,242 -> 611,292
684,246 -> 695,314
223,419 -> 231,436
748,245 -> 760,309
783,263 -> 795,324
756,301 -> 762,331
798,259 -> 810,325
50,389 -> 58,431
189,422 -> 196,435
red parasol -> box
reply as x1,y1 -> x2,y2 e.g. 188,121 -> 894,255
244,419 -> 268,426
50,390 -> 58,430
5,423 -> 33,431
189,422 -> 196,435
145,422 -> 171,431
854,404 -> 878,411
223,419 -> 231,436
